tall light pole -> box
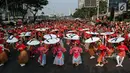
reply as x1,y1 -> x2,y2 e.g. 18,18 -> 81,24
5,0 -> 10,21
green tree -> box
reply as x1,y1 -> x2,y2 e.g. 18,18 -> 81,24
72,7 -> 97,19
0,0 -> 48,22
23,0 -> 48,22
99,1 -> 107,14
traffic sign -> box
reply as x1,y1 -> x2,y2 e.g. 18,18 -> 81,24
119,2 -> 127,12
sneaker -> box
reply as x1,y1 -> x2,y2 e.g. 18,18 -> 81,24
96,64 -> 100,66
90,56 -> 95,59
33,55 -> 35,58
116,64 -> 120,67
0,63 -> 4,66
20,64 -> 25,67
120,64 -> 123,67
75,63 -> 79,66
41,64 -> 45,67
100,64 -> 104,67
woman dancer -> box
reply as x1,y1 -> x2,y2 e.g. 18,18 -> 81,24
116,42 -> 129,67
16,41 -> 28,67
88,43 -> 96,59
107,43 -> 114,58
96,42 -> 109,67
53,43 -> 66,66
0,45 -> 10,66
38,43 -> 48,66
70,43 -> 83,66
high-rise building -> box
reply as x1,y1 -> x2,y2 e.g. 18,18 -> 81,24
78,0 -> 98,8
78,0 -> 85,9
84,0 -> 97,7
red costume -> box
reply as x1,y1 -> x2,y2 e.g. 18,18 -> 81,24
97,44 -> 107,63
70,47 -> 82,58
117,44 -> 128,57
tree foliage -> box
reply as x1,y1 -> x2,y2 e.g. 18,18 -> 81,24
72,7 -> 97,19
23,0 -> 48,22
0,0 -> 48,22
99,1 -> 107,14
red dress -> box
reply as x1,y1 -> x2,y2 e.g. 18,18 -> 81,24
70,47 -> 82,58
16,43 -> 26,51
97,44 -> 107,63
0,46 -> 3,53
53,46 -> 66,59
117,45 -> 128,57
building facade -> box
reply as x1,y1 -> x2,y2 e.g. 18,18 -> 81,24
78,0 -> 85,9
109,0 -> 127,11
78,0 -> 98,8
84,0 -> 97,7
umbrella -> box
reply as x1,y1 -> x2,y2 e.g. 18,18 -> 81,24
100,32 -> 114,35
64,33 -> 79,40
86,31 -> 99,35
6,35 -> 18,43
85,37 -> 100,43
19,32 -> 26,37
43,38 -> 60,44
108,37 -> 125,43
35,28 -> 48,31
25,32 -> 31,36
44,34 -> 57,39
68,30 -> 76,33
51,29 -> 59,32
19,32 -> 31,37
80,28 -> 89,31
27,39 -> 40,45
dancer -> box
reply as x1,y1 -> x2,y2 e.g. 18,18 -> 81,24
38,43 -> 48,66
116,42 -> 129,67
107,43 -> 114,58
70,43 -> 83,66
0,45 -> 10,66
96,41 -> 109,67
16,41 -> 28,67
88,43 -> 96,59
53,43 -> 66,66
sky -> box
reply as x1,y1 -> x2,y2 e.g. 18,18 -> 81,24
39,0 -> 78,16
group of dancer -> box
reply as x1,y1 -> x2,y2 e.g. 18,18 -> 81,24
0,19 -> 130,67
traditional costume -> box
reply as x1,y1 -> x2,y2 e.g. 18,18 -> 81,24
38,44 -> 48,66
107,43 -> 114,57
116,42 -> 129,67
70,44 -> 82,66
96,42 -> 108,67
88,43 -> 96,59
53,44 -> 66,66
16,42 -> 28,67
0,46 -> 8,66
